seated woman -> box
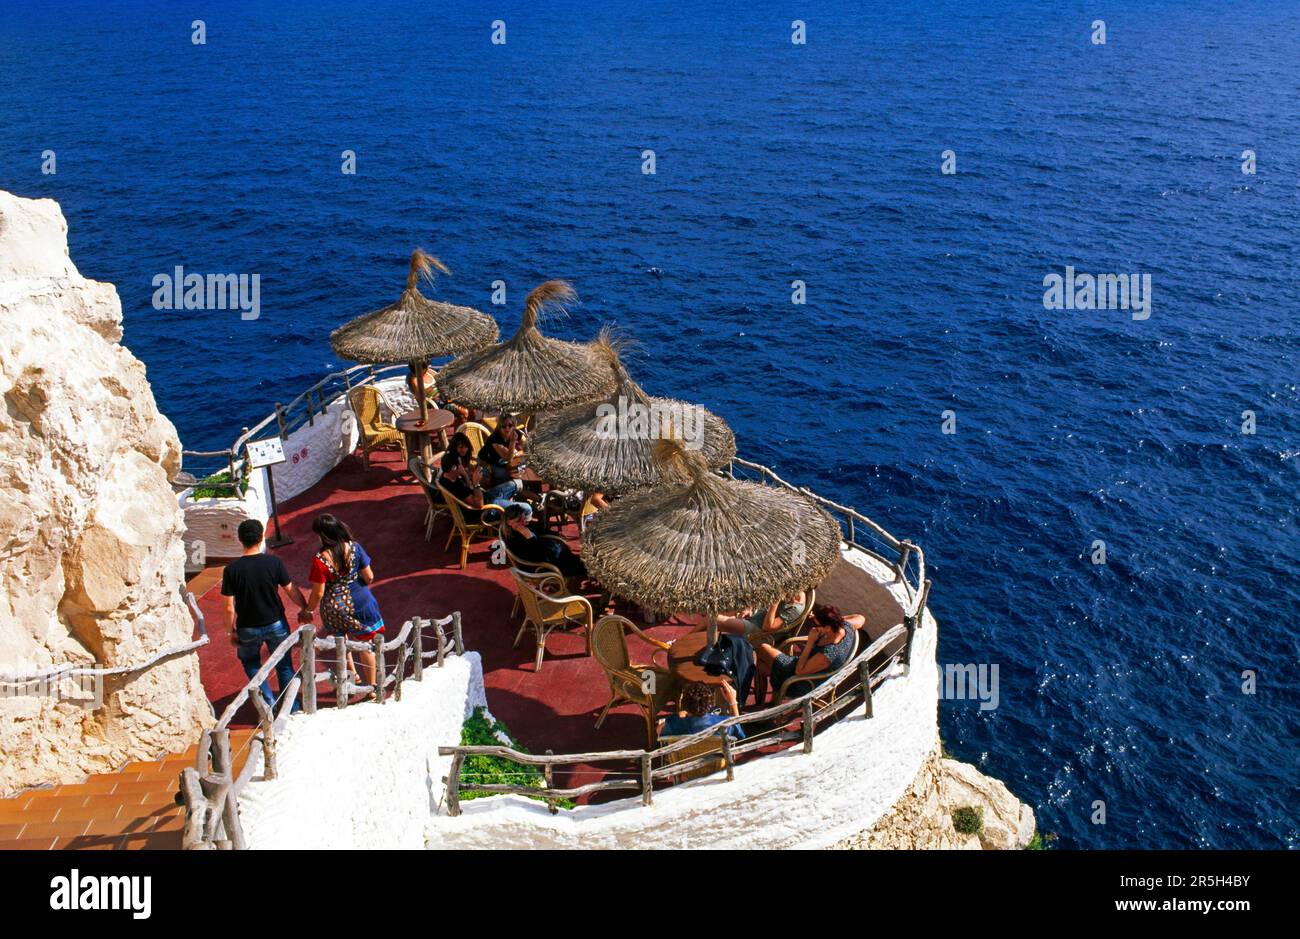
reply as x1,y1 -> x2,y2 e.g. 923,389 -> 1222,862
478,413 -> 530,507
658,681 -> 745,739
502,504 -> 585,579
439,431 -> 484,512
716,590 -> 809,644
752,604 -> 861,705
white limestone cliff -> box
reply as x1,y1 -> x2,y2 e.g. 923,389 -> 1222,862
0,189 -> 212,795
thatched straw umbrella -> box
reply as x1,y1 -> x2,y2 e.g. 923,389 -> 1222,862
581,436 -> 842,642
528,333 -> 736,494
436,280 -> 617,413
330,249 -> 499,421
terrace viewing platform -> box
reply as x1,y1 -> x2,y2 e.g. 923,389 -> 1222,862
1,358 -> 936,851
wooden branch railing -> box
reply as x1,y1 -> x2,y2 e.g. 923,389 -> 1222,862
178,611 -> 465,849
438,622 -> 915,815
0,588 -> 207,694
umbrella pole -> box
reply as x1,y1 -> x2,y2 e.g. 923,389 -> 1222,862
414,360 -> 429,424
707,613 -> 718,646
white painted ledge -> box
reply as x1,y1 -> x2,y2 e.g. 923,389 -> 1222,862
237,651 -> 484,850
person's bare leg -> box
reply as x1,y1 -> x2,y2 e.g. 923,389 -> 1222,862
356,650 -> 377,688
716,615 -> 750,636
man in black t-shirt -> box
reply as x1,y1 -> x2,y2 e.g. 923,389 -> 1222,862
220,518 -> 311,711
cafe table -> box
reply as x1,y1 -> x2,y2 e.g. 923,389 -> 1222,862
396,408 -> 454,465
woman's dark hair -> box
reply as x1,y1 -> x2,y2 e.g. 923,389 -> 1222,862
503,503 -> 529,522
312,513 -> 354,571
679,682 -> 716,718
448,431 -> 473,458
811,604 -> 845,630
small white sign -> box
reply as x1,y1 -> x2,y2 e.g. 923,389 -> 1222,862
246,437 -> 286,469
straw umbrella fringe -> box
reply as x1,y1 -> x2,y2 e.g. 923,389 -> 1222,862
329,249 -> 500,420
329,250 -> 499,363
580,437 -> 841,619
436,280 -> 617,413
528,333 -> 736,493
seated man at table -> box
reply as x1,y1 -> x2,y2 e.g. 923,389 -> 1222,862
715,590 -> 810,644
502,504 -> 585,579
658,681 -> 745,739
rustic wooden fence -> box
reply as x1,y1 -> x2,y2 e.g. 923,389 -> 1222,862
178,611 -> 464,849
438,619 -> 921,814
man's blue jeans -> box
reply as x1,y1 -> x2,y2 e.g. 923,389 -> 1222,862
486,479 -> 533,519
236,619 -> 300,713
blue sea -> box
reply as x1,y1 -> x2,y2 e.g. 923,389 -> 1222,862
2,0 -> 1296,849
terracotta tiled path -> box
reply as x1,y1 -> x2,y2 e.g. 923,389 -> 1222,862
0,730 -> 253,850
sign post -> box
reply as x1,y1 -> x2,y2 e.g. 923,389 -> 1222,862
246,438 -> 291,548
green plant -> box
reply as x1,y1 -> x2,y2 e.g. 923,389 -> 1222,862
951,805 -> 984,835
1026,831 -> 1057,850
457,707 -> 574,809
190,470 -> 249,500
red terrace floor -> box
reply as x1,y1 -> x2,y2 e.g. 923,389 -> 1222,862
192,447 -> 698,793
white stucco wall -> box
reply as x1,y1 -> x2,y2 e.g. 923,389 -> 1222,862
237,651 -> 487,850
425,549 -> 940,850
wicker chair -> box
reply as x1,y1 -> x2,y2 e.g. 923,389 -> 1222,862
773,627 -> 859,704
541,490 -> 604,532
436,482 -> 495,570
458,421 -> 491,454
493,521 -> 568,616
511,569 -> 594,672
658,734 -> 727,784
591,614 -> 678,750
349,386 -> 406,469
410,455 -> 447,541
748,588 -> 815,648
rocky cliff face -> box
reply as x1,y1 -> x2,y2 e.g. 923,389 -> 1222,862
0,190 -> 211,795
833,741 -> 1037,850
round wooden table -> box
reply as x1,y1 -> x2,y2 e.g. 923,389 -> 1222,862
397,409 -> 454,464
667,630 -> 731,689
